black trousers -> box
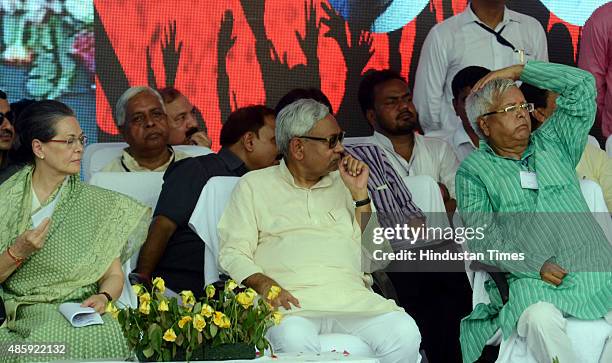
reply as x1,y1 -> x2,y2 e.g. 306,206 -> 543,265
388,271 -> 472,363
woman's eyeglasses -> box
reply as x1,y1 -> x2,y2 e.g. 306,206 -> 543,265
47,135 -> 88,148
297,131 -> 345,149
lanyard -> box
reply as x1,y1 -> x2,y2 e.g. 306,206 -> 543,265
474,22 -> 517,52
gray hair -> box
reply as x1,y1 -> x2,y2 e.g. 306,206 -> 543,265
466,79 -> 518,139
115,86 -> 165,127
276,98 -> 330,157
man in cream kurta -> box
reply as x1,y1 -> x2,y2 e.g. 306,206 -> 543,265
218,99 -> 421,363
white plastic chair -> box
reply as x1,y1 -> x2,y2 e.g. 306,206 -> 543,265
606,135 -> 612,157
188,176 -> 377,357
82,142 -> 213,182
587,135 -> 601,149
89,171 -> 165,308
470,179 -> 612,362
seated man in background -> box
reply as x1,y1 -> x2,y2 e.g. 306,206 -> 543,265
0,98 -> 37,184
159,87 -> 212,148
520,82 -> 612,211
449,66 -> 490,162
358,69 -> 459,213
133,105 -> 278,296
102,86 -> 189,172
219,99 -> 421,363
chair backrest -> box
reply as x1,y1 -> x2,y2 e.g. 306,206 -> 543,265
607,135 -> 612,157
188,176 -> 241,285
82,142 -> 127,182
83,142 -> 214,182
587,135 -> 601,149
88,171 -> 165,210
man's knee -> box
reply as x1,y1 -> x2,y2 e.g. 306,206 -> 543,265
380,312 -> 422,354
518,302 -> 565,336
267,316 -> 321,353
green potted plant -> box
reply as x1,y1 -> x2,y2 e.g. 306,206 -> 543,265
107,278 -> 283,361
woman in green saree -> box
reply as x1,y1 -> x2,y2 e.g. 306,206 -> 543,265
0,100 -> 150,361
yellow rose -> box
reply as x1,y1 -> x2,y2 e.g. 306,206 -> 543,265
139,292 -> 151,305
152,277 -> 166,293
132,284 -> 144,296
139,301 -> 151,315
105,302 -> 119,319
272,311 -> 283,325
236,292 -> 254,309
193,314 -> 206,332
213,311 -> 231,328
267,285 -> 281,301
179,290 -> 195,307
201,304 -> 214,318
158,300 -> 169,312
225,280 -> 238,292
178,316 -> 193,329
163,328 -> 177,342
205,285 -> 215,299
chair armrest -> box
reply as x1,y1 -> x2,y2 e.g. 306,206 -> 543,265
470,261 -> 509,305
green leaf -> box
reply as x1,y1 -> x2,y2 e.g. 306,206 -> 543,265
148,324 -> 162,353
142,346 -> 155,358
210,323 -> 218,338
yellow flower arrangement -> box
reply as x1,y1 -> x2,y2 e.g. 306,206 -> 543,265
112,277 -> 281,361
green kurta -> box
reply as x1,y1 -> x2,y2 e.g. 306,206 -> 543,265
0,166 -> 150,362
456,61 -> 612,363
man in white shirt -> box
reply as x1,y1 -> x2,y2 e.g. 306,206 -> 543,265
449,65 -> 490,162
218,99 -> 421,363
413,0 -> 547,139
358,69 -> 459,213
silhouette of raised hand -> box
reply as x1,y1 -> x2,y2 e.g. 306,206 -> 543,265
240,0 -> 266,40
348,30 -> 374,75
161,21 -> 183,87
145,45 -> 158,90
217,10 -> 237,124
296,0 -> 320,65
321,2 -> 349,53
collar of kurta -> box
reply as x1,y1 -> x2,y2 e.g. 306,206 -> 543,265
479,138 -> 535,162
121,145 -> 175,172
373,131 -> 421,165
278,159 -> 336,190
461,4 -> 520,29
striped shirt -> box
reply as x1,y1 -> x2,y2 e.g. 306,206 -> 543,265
456,61 -> 612,362
345,143 -> 424,243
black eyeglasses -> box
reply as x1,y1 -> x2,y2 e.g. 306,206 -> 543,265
0,111 -> 14,124
297,131 -> 345,149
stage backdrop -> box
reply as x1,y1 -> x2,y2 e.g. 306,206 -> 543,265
0,1 -> 607,149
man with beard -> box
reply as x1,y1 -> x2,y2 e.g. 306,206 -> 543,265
219,99 -> 422,363
102,87 -> 190,172
159,87 -> 212,148
356,70 -> 471,363
358,69 -> 459,213
0,90 -> 16,174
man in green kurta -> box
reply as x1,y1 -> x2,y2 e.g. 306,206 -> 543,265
456,61 -> 612,363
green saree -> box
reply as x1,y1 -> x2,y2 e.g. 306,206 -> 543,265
0,166 -> 150,362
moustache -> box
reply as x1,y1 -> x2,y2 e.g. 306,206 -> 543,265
397,110 -> 415,120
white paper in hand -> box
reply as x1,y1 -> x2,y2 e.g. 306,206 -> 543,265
59,303 -> 104,328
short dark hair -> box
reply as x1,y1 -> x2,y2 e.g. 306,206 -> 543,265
451,66 -> 490,99
10,99 -> 37,122
219,105 -> 275,147
275,88 -> 333,115
0,89 -> 6,100
358,69 -> 406,116
158,87 -> 183,104
14,100 -> 75,163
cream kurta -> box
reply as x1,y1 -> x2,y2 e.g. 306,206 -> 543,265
101,147 -> 189,172
218,160 -> 400,317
